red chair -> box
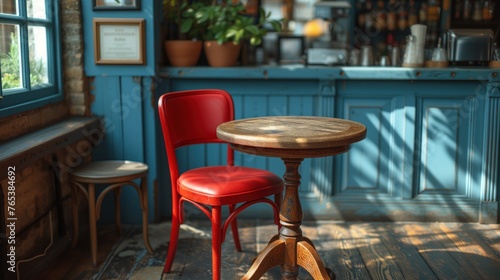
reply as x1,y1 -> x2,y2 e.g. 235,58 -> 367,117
158,89 -> 283,279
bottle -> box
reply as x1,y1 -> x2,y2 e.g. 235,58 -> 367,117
454,0 -> 463,20
427,0 -> 440,23
482,0 -> 492,20
463,0 -> 472,20
398,0 -> 408,30
387,0 -> 397,31
375,0 -> 387,31
390,44 -> 401,66
408,0 -> 418,26
357,0 -> 367,28
419,2 -> 428,24
472,0 -> 482,21
386,32 -> 395,47
365,0 -> 376,33
402,34 -> 419,66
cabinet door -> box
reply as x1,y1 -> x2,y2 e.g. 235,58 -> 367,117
414,84 -> 485,202
336,81 -> 407,199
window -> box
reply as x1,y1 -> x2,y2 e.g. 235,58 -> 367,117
0,0 -> 62,117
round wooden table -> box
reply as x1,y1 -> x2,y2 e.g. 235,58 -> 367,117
217,116 -> 366,280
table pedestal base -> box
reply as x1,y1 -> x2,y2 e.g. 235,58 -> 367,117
241,234 -> 334,280
241,157 -> 335,280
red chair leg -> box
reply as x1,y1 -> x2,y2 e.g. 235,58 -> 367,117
163,216 -> 181,273
229,204 -> 242,251
212,206 -> 222,280
274,192 -> 282,211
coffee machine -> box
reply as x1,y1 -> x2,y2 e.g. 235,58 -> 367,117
307,1 -> 351,65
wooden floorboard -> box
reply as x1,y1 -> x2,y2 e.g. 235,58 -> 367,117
350,223 -> 406,280
318,222 -> 371,280
402,223 -> 474,280
441,223 -> 500,280
37,221 -> 500,280
382,223 -> 437,280
36,226 -> 123,280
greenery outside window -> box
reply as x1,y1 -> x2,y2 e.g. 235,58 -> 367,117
0,0 -> 62,118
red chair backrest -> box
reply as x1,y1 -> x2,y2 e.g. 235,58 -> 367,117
158,89 -> 235,188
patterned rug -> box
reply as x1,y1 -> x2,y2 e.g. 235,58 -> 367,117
90,222 -> 171,280
89,221 -> 246,280
90,220 -> 283,280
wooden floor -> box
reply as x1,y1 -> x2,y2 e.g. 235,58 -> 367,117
38,220 -> 500,280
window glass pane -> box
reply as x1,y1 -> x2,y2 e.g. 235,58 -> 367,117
28,25 -> 49,87
1,24 -> 22,91
27,0 -> 46,19
0,0 -> 18,15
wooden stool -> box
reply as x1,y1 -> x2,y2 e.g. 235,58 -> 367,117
69,160 -> 153,267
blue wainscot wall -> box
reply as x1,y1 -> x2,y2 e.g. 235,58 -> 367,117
155,67 -> 500,224
80,2 -> 499,224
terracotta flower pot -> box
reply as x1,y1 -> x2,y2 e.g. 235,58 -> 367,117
204,41 -> 242,67
164,40 -> 203,67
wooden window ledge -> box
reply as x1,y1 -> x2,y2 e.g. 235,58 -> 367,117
0,117 -> 103,180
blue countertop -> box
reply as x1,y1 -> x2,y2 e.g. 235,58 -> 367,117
160,65 -> 500,81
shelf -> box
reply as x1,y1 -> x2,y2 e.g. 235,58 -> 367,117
451,20 -> 500,30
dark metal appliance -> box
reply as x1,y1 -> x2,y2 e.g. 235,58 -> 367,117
447,29 -> 494,66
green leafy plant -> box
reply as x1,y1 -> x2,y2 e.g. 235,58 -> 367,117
163,0 -> 208,40
1,37 -> 21,89
195,2 -> 282,45
1,33 -> 45,89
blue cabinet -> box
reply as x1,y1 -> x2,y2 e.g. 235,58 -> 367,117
334,79 -> 491,222
154,68 -> 499,223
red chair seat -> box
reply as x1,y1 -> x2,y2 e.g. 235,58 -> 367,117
179,166 -> 283,206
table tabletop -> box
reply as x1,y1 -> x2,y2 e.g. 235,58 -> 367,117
217,116 -> 366,158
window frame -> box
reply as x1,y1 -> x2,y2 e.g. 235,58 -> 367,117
0,0 -> 63,118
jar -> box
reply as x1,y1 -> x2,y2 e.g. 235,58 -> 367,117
472,0 -> 483,21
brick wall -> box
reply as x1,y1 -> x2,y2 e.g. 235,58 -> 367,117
61,0 -> 88,116
2,141 -> 91,280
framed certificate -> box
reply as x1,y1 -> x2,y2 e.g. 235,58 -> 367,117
93,18 -> 145,65
93,0 -> 141,10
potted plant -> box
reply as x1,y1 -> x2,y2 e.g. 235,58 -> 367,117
163,0 -> 207,66
196,1 -> 282,67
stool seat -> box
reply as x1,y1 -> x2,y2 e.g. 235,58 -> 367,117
70,160 -> 148,182
70,160 -> 153,267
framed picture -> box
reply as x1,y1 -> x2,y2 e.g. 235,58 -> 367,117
93,0 -> 141,10
93,18 -> 145,65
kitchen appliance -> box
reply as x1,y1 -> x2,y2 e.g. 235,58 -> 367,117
307,48 -> 348,65
447,29 -> 494,66
307,1 -> 351,65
